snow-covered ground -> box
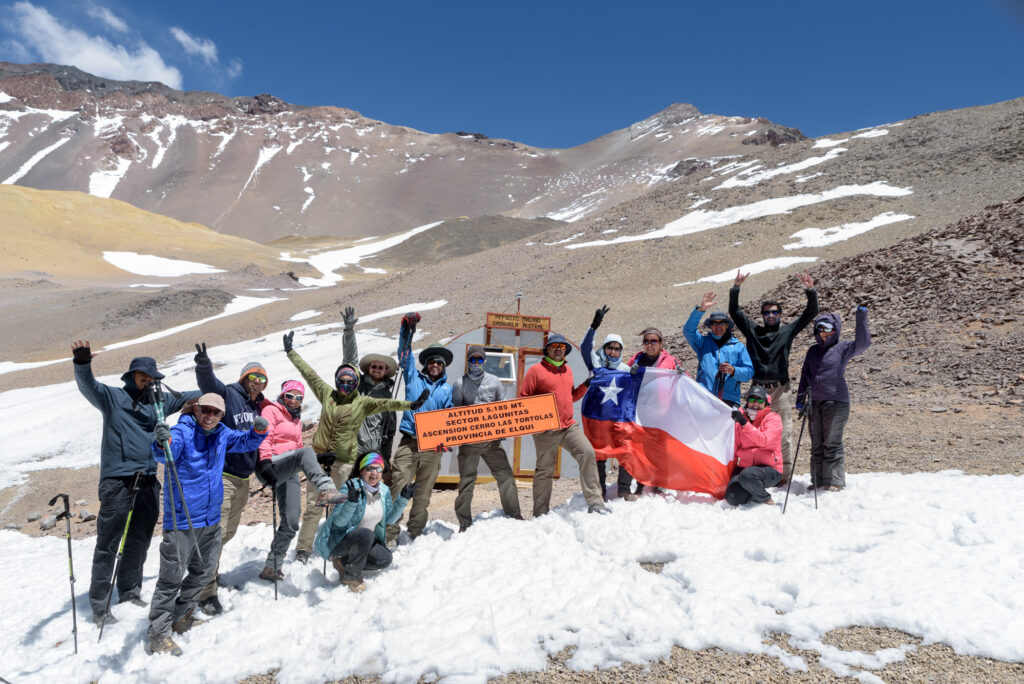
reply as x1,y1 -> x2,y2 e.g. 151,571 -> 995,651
4,472 -> 1023,683
103,252 -> 227,277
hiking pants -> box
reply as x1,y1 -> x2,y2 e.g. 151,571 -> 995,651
296,456 -> 345,554
725,466 -> 781,505
596,459 -> 636,499
808,400 -> 851,488
198,473 -> 249,601
454,440 -> 521,527
148,525 -> 220,639
387,435 -> 442,541
531,423 -> 603,516
329,527 -> 392,581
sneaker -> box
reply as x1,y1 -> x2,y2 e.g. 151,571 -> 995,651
340,577 -> 367,593
146,635 -> 183,656
331,556 -> 345,577
587,503 -> 611,515
295,549 -> 310,565
623,492 -> 638,502
259,566 -> 284,582
171,607 -> 205,634
199,596 -> 223,616
317,487 -> 347,506
93,610 -> 117,626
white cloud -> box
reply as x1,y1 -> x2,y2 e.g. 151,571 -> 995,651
169,26 -> 217,66
226,56 -> 243,78
85,3 -> 128,33
7,1 -> 182,88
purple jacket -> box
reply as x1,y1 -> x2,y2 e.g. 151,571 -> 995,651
795,309 -> 870,405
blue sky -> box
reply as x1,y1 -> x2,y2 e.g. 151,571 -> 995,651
1,0 -> 1022,148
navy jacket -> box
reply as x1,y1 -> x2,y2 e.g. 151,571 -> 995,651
729,286 -> 819,384
195,359 -> 265,478
796,309 -> 871,405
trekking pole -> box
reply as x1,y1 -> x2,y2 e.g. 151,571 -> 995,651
271,486 -> 278,600
323,504 -> 330,575
48,493 -> 77,654
98,471 -> 142,642
783,387 -> 813,514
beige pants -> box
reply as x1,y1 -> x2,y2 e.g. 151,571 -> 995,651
197,473 -> 249,601
295,466 -> 345,554
765,383 -> 795,482
386,435 -> 441,541
454,440 -> 521,527
531,423 -> 602,516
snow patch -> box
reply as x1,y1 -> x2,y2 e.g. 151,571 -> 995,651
812,137 -> 849,149
853,129 -> 889,139
289,310 -> 322,322
675,256 -> 818,285
783,212 -> 914,249
715,148 -> 846,189
1,137 -> 71,185
102,251 -> 226,277
88,156 -> 132,198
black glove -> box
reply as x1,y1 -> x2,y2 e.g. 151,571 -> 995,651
194,342 -> 209,365
317,452 -> 337,469
400,312 -> 421,330
400,482 -> 416,499
346,479 -> 362,503
590,305 -> 609,330
797,405 -> 807,420
154,422 -> 171,444
72,344 -> 92,365
256,459 -> 277,486
731,410 -> 748,426
253,416 -> 269,433
410,388 -> 430,410
342,306 -> 357,328
283,331 -> 294,353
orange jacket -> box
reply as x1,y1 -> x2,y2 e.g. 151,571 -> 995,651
519,358 -> 588,429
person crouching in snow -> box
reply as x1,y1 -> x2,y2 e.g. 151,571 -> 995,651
315,453 -> 415,592
147,393 -> 268,656
255,380 -> 346,582
725,386 -> 782,506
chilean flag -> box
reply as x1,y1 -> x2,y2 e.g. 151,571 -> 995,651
581,367 -> 735,498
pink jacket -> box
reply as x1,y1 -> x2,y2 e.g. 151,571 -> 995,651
734,397 -> 782,473
258,399 -> 304,460
626,349 -> 678,370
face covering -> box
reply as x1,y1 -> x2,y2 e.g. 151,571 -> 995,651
361,479 -> 380,495
745,407 -> 759,420
468,362 -> 485,379
711,332 -> 724,341
544,356 -> 565,367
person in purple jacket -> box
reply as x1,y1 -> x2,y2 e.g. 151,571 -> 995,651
795,306 -> 870,491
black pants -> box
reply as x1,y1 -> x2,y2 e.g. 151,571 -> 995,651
725,466 -> 781,505
89,474 -> 161,615
596,459 -> 636,498
329,527 -> 392,580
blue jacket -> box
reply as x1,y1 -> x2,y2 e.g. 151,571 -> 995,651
195,358 -> 265,478
75,362 -> 199,480
315,479 -> 409,558
397,326 -> 453,436
152,414 -> 266,530
683,307 -> 754,405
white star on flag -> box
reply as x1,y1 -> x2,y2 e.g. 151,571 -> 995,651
599,377 -> 624,405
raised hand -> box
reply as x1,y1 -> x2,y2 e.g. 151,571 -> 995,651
154,421 -> 171,444
734,270 -> 749,287
699,291 -> 717,312
194,342 -> 209,365
71,339 -> 94,365
796,271 -> 815,289
342,306 -> 357,328
346,479 -> 362,503
253,416 -> 269,433
401,312 -> 421,329
590,305 -> 609,330
283,331 -> 294,353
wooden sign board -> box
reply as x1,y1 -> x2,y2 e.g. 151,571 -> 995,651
414,394 -> 561,451
485,312 -> 550,332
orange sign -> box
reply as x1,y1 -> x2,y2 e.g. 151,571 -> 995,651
485,312 -> 550,332
414,394 -> 561,451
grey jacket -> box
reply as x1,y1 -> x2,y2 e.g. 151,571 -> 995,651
452,371 -> 505,406
343,324 -> 398,458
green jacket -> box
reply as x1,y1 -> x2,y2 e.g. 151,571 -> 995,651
287,349 -> 411,465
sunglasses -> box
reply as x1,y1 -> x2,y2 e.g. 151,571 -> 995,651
605,345 -> 622,352
746,397 -> 766,405
362,465 -> 384,473
246,374 -> 268,383
815,325 -> 834,333
642,338 -> 661,345
368,364 -> 389,371
282,392 -> 303,401
547,343 -> 568,351
426,358 -> 445,366
709,320 -> 728,326
199,406 -> 223,417
468,357 -> 486,364
762,310 -> 781,318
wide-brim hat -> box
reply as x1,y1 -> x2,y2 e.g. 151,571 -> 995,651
544,333 -> 573,356
359,353 -> 398,378
418,344 -> 453,367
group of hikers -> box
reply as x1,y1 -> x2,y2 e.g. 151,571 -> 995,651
72,269 -> 869,656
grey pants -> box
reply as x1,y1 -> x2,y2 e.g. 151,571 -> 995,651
148,525 -> 221,639
387,435 -> 442,542
256,447 -> 334,571
531,424 -> 603,516
455,440 -> 522,527
725,466 -> 781,505
330,527 -> 392,581
808,400 -> 851,488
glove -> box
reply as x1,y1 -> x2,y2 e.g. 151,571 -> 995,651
194,342 -> 209,365
256,459 -> 277,486
630,363 -> 640,375
590,305 -> 609,330
283,331 -> 294,353
342,306 -> 357,328
346,479 -> 362,503
400,312 -> 421,329
253,416 -> 269,434
400,482 -> 416,499
410,388 -> 430,411
154,422 -> 171,445
731,410 -> 748,426
317,452 -> 337,469
796,403 -> 806,419
857,305 -> 868,312
72,344 -> 92,365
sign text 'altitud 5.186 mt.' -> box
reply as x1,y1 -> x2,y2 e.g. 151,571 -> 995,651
414,394 -> 561,451
485,312 -> 550,331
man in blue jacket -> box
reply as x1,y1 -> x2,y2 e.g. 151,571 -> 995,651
147,393 -> 267,656
683,292 -> 754,408
72,340 -> 199,627
386,313 -> 454,546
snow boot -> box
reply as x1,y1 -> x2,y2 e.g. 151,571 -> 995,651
295,549 -> 310,565
172,607 -> 206,634
259,566 -> 284,582
93,610 -> 117,627
199,596 -> 223,616
146,635 -> 183,656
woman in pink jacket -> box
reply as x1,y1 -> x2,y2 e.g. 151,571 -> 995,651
255,380 -> 345,579
725,385 -> 783,506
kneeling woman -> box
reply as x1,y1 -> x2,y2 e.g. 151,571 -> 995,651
725,385 -> 783,506
314,453 -> 415,592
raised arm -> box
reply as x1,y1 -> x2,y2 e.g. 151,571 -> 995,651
397,313 -> 420,385
286,346 -> 332,403
682,306 -> 705,353
580,327 -> 597,372
846,306 -> 871,360
787,273 -> 819,339
72,340 -> 115,411
341,306 -> 359,367
193,342 -> 227,396
728,273 -> 754,339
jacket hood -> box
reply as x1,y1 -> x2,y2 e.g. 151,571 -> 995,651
595,333 -> 626,369
813,312 -> 843,349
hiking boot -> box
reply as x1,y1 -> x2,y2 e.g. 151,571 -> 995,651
199,596 -> 223,616
458,522 -> 471,533
763,497 -> 776,506
215,576 -> 240,590
295,549 -> 310,565
340,576 -> 367,593
171,607 -> 205,634
259,566 -> 284,582
146,635 -> 183,656
317,487 -> 347,506
331,556 -> 345,577
510,513 -> 525,520
776,478 -> 790,487
587,503 -> 610,515
93,610 -> 117,626
385,539 -> 397,551
623,492 -> 638,502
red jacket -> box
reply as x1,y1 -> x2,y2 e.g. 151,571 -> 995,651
626,349 -> 678,370
258,399 -> 305,461
519,358 -> 588,429
733,399 -> 783,473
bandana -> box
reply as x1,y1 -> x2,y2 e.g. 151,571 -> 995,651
358,452 -> 385,471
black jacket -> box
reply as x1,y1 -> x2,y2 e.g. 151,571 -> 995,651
728,286 -> 819,384
195,359 -> 265,478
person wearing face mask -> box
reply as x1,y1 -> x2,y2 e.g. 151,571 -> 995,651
386,313 -> 455,545
626,327 -> 679,370
724,386 -> 782,506
795,307 -> 871,492
254,380 -> 346,581
452,345 -> 523,531
579,306 -> 638,500
521,333 -> 609,516
729,271 -> 819,486
683,292 -> 754,408
283,330 -> 427,560
315,453 -> 415,592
